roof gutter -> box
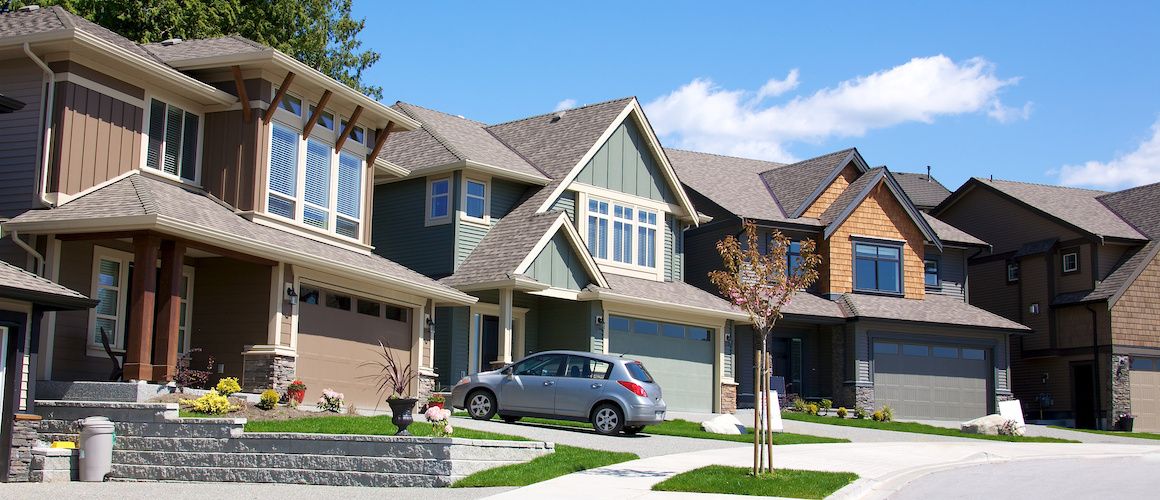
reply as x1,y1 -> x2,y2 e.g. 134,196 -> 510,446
23,42 -> 55,209
71,31 -> 234,105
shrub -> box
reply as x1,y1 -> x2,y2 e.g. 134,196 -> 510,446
871,410 -> 884,422
172,348 -> 214,391
791,397 -> 808,413
806,403 -> 819,416
836,407 -> 848,418
428,393 -> 446,405
215,377 -> 241,397
317,388 -> 345,413
999,419 -> 1024,436
257,389 -> 279,410
819,398 -> 833,415
880,405 -> 894,422
181,390 -> 238,415
854,407 -> 868,419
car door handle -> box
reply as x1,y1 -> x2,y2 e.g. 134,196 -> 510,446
543,381 -> 554,387
590,383 -> 603,389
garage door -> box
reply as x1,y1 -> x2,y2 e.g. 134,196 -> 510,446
296,285 -> 413,409
608,315 -> 714,412
1130,357 -> 1160,432
873,341 -> 990,420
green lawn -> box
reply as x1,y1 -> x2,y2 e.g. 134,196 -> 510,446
243,414 -> 523,440
1049,426 -> 1160,440
781,412 -> 1079,443
652,465 -> 858,499
504,416 -> 848,444
453,445 -> 638,487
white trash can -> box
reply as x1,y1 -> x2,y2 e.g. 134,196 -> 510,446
77,416 -> 115,482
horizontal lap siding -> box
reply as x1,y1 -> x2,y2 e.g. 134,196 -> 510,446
456,222 -> 488,268
551,190 -> 576,223
665,214 -> 684,282
927,246 -> 966,300
0,59 -> 43,217
372,179 -> 453,277
50,81 -> 142,196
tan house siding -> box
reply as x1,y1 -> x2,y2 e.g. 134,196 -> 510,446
968,259 -> 1020,320
1111,252 -> 1160,348
1055,243 -> 1094,295
280,264 -> 295,347
824,180 -> 925,299
48,61 -> 145,101
202,110 -> 263,212
49,81 -> 143,195
802,164 -> 860,219
938,186 -> 1082,254
50,240 -> 108,381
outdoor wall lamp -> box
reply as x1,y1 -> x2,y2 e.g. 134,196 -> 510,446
286,286 -> 298,305
595,315 -> 605,327
425,314 -> 435,328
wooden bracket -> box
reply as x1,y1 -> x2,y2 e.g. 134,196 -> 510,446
335,105 -> 364,150
367,121 -> 394,164
302,90 -> 333,137
264,72 -> 297,124
232,65 -> 251,123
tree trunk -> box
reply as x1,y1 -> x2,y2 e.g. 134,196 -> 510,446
752,347 -> 761,476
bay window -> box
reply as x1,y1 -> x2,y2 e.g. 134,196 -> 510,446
146,99 -> 199,182
586,196 -> 659,269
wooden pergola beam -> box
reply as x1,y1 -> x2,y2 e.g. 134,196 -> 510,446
264,71 -> 297,124
335,105 -> 364,151
367,121 -> 394,164
231,65 -> 251,123
301,90 -> 333,137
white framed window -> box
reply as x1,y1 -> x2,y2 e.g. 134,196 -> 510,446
462,177 -> 489,222
90,249 -> 131,350
427,176 -> 451,224
341,119 -> 366,145
1062,249 -> 1079,274
145,98 -> 200,183
266,93 -> 368,242
178,270 -> 194,354
586,196 -> 659,269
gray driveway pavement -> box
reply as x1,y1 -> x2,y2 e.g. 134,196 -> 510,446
451,416 -> 746,457
889,455 -> 1160,499
0,482 -> 513,500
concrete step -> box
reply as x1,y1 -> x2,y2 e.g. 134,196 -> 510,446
112,450 -> 452,475
35,400 -> 179,422
35,381 -> 172,403
109,464 -> 452,487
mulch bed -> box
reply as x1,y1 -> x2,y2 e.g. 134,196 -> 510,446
148,392 -> 341,421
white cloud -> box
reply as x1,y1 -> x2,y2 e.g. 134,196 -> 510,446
1054,119 -> 1160,189
645,55 -> 1028,162
554,98 -> 577,112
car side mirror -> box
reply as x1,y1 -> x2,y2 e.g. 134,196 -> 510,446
503,366 -> 514,379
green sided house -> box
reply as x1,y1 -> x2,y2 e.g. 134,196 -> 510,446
375,98 -> 747,412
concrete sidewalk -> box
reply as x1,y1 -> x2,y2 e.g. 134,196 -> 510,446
484,441 -> 1160,500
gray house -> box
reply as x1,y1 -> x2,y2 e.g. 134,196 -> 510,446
374,98 -> 745,413
668,148 -> 1029,420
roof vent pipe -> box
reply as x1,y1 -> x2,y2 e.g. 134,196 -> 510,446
160,38 -> 183,46
18,5 -> 42,12
926,165 -> 931,181
552,110 -> 566,121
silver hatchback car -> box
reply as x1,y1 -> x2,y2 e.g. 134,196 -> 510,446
450,350 -> 667,435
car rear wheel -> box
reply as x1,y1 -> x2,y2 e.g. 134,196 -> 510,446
500,414 -> 522,423
467,390 -> 497,420
591,403 -> 625,435
623,425 -> 644,435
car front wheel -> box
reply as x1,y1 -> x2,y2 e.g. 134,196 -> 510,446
467,390 -> 497,420
591,403 -> 625,435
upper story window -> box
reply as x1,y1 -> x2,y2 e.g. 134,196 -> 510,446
853,241 -> 902,294
267,92 -> 366,241
464,178 -> 488,220
924,258 -> 940,287
1061,248 -> 1080,274
341,120 -> 366,145
427,177 -> 451,224
146,99 -> 200,182
1007,261 -> 1020,283
585,197 -> 659,269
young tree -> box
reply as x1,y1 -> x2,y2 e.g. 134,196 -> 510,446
11,0 -> 384,99
709,220 -> 820,475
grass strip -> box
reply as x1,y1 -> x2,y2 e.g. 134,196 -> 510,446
652,465 -> 858,499
781,412 -> 1078,443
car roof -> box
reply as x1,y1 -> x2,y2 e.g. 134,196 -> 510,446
530,350 -> 636,364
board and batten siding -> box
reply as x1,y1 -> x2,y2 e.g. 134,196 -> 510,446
372,178 -> 454,278
926,246 -> 967,300
664,214 -> 684,282
0,59 -> 44,218
573,119 -> 675,204
527,231 -> 590,290
202,110 -> 262,212
434,305 -> 470,388
48,81 -> 144,196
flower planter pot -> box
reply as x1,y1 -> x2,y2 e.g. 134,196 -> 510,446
428,401 -> 444,410
287,389 -> 305,404
388,398 -> 419,436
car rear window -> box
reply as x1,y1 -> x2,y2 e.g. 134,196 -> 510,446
625,361 -> 654,383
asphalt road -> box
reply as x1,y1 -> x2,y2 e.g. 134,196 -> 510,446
888,455 -> 1160,499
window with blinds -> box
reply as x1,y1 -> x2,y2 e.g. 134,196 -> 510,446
93,257 -> 125,349
303,139 -> 332,229
336,151 -> 361,238
146,99 -> 199,182
268,123 -> 299,219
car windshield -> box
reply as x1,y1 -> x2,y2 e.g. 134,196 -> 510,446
625,361 -> 654,383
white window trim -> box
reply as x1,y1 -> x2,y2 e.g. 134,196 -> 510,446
141,94 -> 204,186
577,192 -> 665,280
426,176 -> 452,226
1062,251 -> 1079,273
460,175 -> 491,224
179,267 -> 195,354
89,247 -> 132,355
466,302 -> 529,375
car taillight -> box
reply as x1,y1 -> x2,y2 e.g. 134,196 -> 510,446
618,380 -> 648,398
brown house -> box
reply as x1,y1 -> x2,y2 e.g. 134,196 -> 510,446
0,6 -> 475,409
936,178 -> 1160,431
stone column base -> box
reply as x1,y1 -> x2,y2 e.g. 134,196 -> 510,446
241,352 -> 296,393
1111,354 -> 1131,429
8,415 -> 41,482
853,385 -> 874,412
418,370 -> 438,408
720,382 -> 738,414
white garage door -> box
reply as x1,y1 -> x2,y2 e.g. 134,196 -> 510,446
1130,357 -> 1160,432
608,316 -> 715,413
873,341 -> 990,420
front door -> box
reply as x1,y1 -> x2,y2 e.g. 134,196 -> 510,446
1073,363 -> 1096,429
480,315 -> 499,370
498,353 -> 565,414
554,355 -> 613,418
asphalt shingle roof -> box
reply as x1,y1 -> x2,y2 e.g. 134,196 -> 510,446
664,148 -> 790,222
0,259 -> 93,309
761,148 -> 857,217
838,293 -> 1029,331
0,6 -> 163,63
142,35 -> 268,63
6,174 -> 471,302
818,168 -> 884,226
486,98 -> 633,179
974,179 -> 1146,241
921,212 -> 988,247
892,171 -> 952,209
591,274 -> 742,315
1098,182 -> 1160,239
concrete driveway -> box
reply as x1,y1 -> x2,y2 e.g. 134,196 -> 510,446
451,416 -> 745,457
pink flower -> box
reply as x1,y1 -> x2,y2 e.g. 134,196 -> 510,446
444,424 -> 453,434
425,406 -> 443,421
441,408 -> 452,420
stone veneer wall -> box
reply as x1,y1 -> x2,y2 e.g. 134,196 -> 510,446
241,353 -> 296,392
1111,353 -> 1131,429
720,383 -> 737,414
418,371 -> 438,409
6,415 -> 41,482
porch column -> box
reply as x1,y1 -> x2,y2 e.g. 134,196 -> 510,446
124,234 -> 158,381
499,287 -> 514,364
152,240 -> 185,381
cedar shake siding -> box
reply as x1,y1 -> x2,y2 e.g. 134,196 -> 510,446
823,180 -> 926,299
1112,252 -> 1160,348
201,110 -> 263,211
0,59 -> 44,218
48,81 -> 144,196
802,164 -> 860,219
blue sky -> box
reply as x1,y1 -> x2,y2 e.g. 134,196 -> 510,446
353,1 -> 1160,192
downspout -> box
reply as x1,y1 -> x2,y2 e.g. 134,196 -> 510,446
1087,305 -> 1102,429
23,42 -> 56,208
9,229 -> 44,276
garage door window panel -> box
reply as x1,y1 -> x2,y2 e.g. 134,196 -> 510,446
903,344 -> 929,356
962,348 -> 986,360
933,346 -> 958,358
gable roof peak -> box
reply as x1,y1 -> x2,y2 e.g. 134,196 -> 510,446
485,96 -> 635,129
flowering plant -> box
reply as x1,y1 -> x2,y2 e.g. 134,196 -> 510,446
286,380 -> 307,404
424,406 -> 453,437
180,389 -> 239,415
317,388 -> 345,412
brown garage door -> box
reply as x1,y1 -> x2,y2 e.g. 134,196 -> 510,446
296,286 -> 413,410
1130,357 -> 1160,432
873,341 -> 990,421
